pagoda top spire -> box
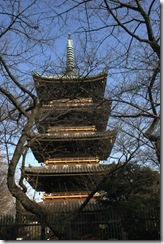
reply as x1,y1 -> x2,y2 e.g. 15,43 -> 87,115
65,34 -> 76,76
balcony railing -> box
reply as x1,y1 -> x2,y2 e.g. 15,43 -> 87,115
47,126 -> 96,134
42,192 -> 102,200
45,156 -> 99,165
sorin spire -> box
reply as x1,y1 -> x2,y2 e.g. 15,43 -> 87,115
66,34 -> 74,74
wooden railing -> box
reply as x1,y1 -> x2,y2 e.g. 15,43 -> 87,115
45,156 -> 99,165
47,126 -> 96,133
42,192 -> 102,200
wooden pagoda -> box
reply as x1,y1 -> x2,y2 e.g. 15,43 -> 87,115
25,35 -> 117,210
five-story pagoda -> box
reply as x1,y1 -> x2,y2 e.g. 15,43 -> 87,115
25,35 -> 117,211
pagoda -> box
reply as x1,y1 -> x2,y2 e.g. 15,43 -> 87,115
25,35 -> 117,211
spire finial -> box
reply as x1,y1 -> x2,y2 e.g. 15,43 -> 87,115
66,34 -> 74,74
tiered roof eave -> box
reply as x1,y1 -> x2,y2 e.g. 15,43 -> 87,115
33,71 -> 108,103
32,71 -> 108,83
28,130 -> 117,141
24,164 -> 112,192
27,130 -> 117,163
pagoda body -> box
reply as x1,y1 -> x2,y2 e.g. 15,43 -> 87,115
25,35 -> 116,210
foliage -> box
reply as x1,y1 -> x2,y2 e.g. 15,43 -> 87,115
98,162 -> 160,240
99,162 -> 160,209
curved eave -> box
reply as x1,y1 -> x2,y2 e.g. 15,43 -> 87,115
36,101 -> 111,123
28,130 -> 116,142
35,101 -> 112,133
39,100 -> 112,111
28,130 -> 117,163
33,72 -> 107,84
24,164 -> 111,191
24,164 -> 111,175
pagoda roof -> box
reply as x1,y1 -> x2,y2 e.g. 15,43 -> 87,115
33,72 -> 107,103
28,130 -> 116,162
24,164 -> 111,175
40,100 -> 111,110
36,101 -> 111,133
28,130 -> 116,141
24,164 -> 111,192
33,72 -> 107,84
